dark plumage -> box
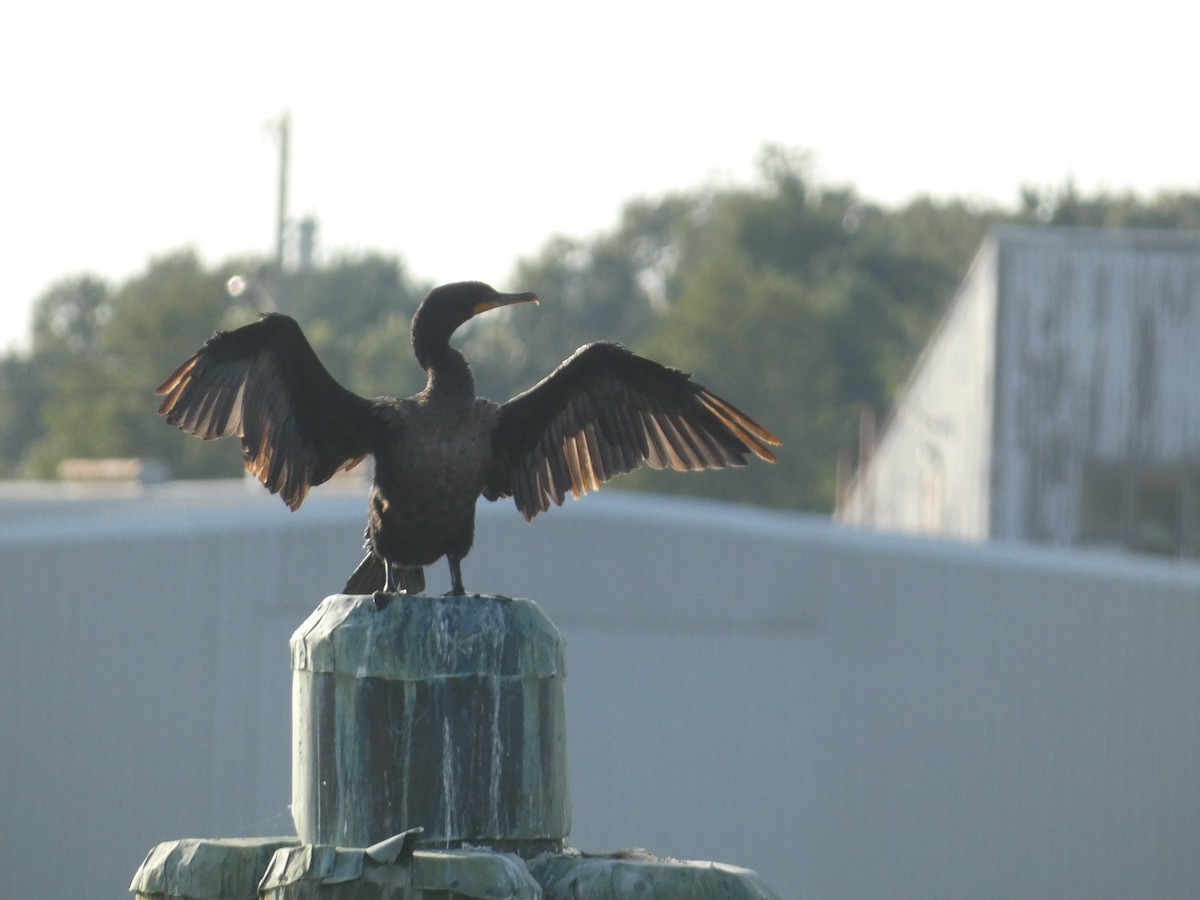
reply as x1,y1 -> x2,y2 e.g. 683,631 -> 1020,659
156,281 -> 780,596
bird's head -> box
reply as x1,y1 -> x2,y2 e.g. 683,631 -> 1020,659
412,281 -> 539,369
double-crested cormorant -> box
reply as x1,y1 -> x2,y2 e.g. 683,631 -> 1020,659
157,281 -> 780,596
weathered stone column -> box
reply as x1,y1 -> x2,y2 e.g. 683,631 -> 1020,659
290,593 -> 570,852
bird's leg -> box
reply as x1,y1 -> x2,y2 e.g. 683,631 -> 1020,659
446,557 -> 467,596
373,560 -> 398,610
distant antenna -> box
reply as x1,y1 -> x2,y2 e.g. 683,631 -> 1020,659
298,216 -> 318,269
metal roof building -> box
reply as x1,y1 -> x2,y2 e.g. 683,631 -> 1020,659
4,480 -> 1200,898
839,226 -> 1200,558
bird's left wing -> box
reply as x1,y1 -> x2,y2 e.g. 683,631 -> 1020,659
483,341 -> 780,521
156,313 -> 376,510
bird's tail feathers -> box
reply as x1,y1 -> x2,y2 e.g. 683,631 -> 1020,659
343,554 -> 426,595
344,554 -> 384,594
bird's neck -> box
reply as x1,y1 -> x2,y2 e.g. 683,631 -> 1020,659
422,345 -> 476,402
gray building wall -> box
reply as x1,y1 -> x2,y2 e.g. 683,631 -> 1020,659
839,238 -> 998,539
992,227 -> 1200,545
4,482 -> 1200,899
842,226 -> 1200,553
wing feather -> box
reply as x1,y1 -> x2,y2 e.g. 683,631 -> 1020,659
484,341 -> 781,520
156,313 -> 376,509
648,415 -> 686,472
565,433 -> 586,498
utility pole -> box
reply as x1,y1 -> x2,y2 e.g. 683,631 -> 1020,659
274,111 -> 290,273
267,110 -> 291,311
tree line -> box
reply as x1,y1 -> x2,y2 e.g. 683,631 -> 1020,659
5,147 -> 1200,512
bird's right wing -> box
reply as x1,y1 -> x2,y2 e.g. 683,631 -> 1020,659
156,313 -> 376,510
483,341 -> 780,521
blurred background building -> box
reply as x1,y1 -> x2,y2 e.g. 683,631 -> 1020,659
3,482 -> 1200,900
839,226 -> 1200,559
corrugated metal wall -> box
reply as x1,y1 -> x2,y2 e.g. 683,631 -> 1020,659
3,483 -> 1200,899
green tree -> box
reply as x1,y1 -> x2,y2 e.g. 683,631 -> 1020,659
287,254 -> 431,400
26,251 -> 239,478
1018,181 -> 1200,229
0,354 -> 46,476
19,250 -> 433,480
522,147 -> 992,510
13,147 -> 1200,516
0,276 -> 112,476
463,207 -> 680,402
31,274 -> 109,356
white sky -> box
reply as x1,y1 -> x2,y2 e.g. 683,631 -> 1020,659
2,0 -> 1197,352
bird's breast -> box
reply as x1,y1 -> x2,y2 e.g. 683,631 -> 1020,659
374,399 -> 496,505
366,400 -> 498,564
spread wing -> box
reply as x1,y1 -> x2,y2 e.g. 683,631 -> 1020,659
483,341 -> 780,521
155,313 -> 376,510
